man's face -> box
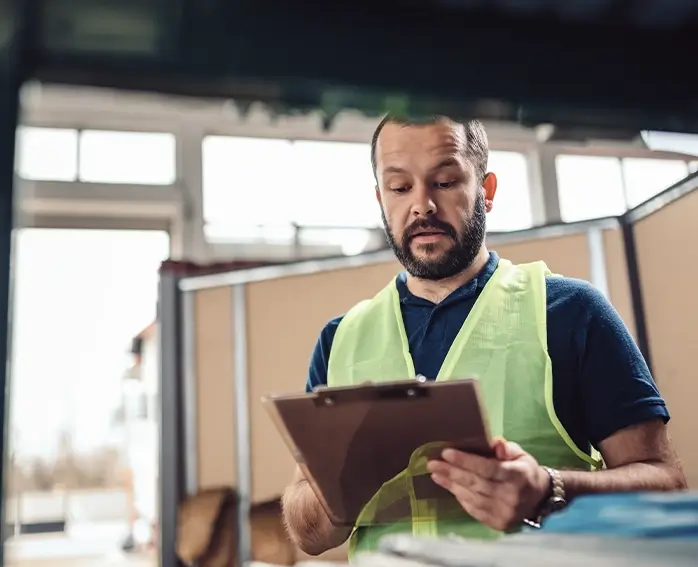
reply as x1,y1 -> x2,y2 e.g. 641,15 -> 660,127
375,121 -> 492,280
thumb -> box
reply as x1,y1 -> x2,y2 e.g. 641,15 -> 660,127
494,439 -> 527,461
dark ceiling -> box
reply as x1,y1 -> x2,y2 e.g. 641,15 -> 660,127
14,0 -> 698,133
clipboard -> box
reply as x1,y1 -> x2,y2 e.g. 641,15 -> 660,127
262,378 -> 493,527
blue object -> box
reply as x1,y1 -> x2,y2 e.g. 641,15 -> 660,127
541,492 -> 698,539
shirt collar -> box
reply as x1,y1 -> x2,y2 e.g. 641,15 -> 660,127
396,251 -> 500,305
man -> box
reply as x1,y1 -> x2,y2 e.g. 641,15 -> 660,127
281,115 -> 686,558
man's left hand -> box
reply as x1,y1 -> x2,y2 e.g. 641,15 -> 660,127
426,439 -> 551,532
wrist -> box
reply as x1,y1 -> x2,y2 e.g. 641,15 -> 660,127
524,466 -> 567,529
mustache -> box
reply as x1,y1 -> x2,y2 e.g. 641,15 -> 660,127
404,217 -> 457,241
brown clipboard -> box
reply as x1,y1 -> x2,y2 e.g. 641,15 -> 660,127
262,378 -> 493,527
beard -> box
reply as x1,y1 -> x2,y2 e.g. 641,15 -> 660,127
382,192 -> 487,281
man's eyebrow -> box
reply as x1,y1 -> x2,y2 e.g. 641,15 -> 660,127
382,158 -> 461,176
430,158 -> 461,172
382,165 -> 408,176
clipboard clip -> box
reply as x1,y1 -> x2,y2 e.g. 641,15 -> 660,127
314,377 -> 431,406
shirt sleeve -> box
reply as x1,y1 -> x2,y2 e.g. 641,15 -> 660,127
574,281 -> 670,447
305,315 -> 344,393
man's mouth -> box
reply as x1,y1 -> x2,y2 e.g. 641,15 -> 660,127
411,229 -> 447,242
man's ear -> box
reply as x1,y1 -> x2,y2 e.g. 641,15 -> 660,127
483,172 -> 497,213
375,185 -> 382,206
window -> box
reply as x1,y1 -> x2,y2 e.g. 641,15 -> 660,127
556,155 -> 626,222
621,158 -> 689,209
290,141 -> 379,228
486,151 -> 532,232
202,137 -> 380,245
79,130 -> 176,185
15,127 -> 78,181
202,136 -> 296,242
203,137 -> 536,247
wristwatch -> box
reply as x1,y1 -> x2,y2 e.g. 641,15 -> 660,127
523,466 -> 567,529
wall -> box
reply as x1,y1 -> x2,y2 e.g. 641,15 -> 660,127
635,188 -> 698,488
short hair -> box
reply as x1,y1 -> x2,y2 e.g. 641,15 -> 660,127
370,115 -> 489,182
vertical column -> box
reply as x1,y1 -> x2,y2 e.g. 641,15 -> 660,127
620,221 -> 653,373
180,290 -> 199,496
175,123 -> 208,262
0,0 -> 25,553
537,146 -> 563,225
232,283 -> 252,565
586,227 -> 610,299
158,269 -> 185,567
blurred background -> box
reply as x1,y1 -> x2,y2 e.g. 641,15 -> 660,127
2,2 -> 698,567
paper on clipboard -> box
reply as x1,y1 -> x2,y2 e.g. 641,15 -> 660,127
262,378 -> 493,527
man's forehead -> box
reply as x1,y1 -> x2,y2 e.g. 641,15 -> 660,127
376,121 -> 466,165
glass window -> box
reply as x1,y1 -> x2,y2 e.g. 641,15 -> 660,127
556,155 -> 626,222
486,151 -> 532,232
15,127 -> 78,181
79,130 -> 176,185
202,137 -> 537,245
202,136 -> 296,243
622,158 -> 689,209
290,141 -> 379,228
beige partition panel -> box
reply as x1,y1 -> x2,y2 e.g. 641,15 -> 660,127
635,190 -> 698,488
246,261 -> 400,503
194,287 -> 237,490
494,232 -> 591,280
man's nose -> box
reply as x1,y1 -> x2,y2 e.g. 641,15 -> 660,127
410,186 -> 437,217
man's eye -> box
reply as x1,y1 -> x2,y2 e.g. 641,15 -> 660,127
436,181 -> 456,189
391,186 -> 409,193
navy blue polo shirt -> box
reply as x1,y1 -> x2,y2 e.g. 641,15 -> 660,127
305,251 -> 669,452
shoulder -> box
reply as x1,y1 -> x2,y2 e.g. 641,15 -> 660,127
305,315 -> 345,392
544,275 -> 669,445
545,275 -> 607,313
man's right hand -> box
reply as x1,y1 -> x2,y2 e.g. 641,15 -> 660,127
281,466 -> 352,555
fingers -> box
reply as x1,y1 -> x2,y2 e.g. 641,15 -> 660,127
439,448 -> 505,481
429,468 -> 518,532
428,461 -> 499,497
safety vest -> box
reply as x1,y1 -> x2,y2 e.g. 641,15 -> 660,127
326,259 -> 601,559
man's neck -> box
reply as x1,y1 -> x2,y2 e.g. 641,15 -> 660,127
405,246 -> 491,304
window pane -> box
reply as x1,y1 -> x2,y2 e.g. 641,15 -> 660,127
486,151 -> 532,232
15,127 -> 78,181
79,130 -> 176,185
291,141 -> 380,228
556,155 -> 626,222
202,136 -> 296,243
622,158 -> 689,209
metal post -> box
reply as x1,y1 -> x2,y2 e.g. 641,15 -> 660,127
620,220 -> 653,374
181,290 -> 198,496
232,284 -> 252,566
158,268 -> 185,567
586,227 -> 610,299
0,0 -> 26,555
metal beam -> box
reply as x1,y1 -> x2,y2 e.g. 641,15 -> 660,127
158,268 -> 185,567
0,0 -> 26,552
